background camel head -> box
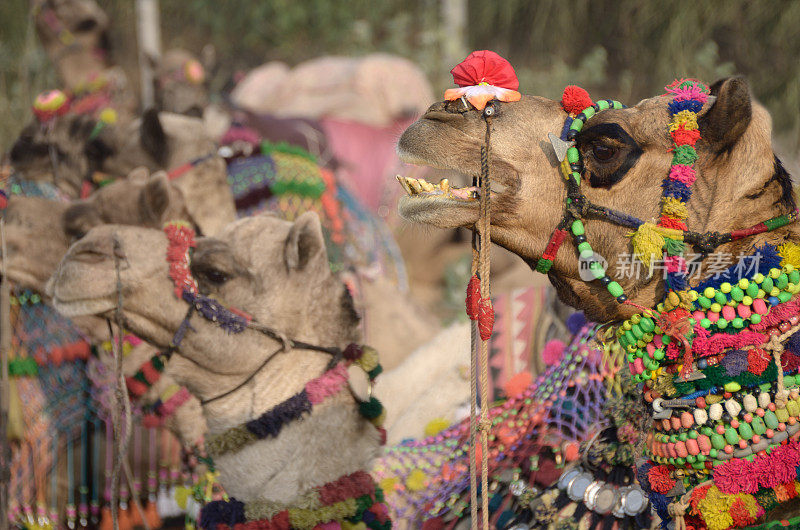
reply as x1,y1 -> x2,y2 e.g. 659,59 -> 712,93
1,168 -> 189,295
50,213 -> 361,419
32,0 -> 111,90
151,48 -> 212,117
398,77 -> 795,321
88,109 -> 236,235
9,114 -> 99,196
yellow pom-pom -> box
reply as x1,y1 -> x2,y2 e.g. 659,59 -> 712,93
669,110 -> 699,132
370,410 -> 386,427
356,346 -> 379,372
661,197 -> 689,220
405,469 -> 428,492
379,477 -> 399,492
99,107 -> 118,125
779,242 -> 800,269
174,486 -> 190,510
424,417 -> 450,437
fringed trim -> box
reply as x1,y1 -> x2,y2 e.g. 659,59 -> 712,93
164,221 -> 199,297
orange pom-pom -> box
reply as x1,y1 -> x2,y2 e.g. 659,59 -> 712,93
465,275 -> 480,320
503,371 -> 532,398
129,502 -> 144,528
561,85 -> 594,115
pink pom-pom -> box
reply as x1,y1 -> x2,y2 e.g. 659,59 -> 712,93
542,339 -> 565,366
561,86 -> 594,115
668,164 -> 697,185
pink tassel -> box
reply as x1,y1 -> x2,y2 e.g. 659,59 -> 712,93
668,164 -> 697,185
306,364 -> 348,404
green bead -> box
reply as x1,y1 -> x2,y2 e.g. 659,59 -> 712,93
785,375 -> 797,388
607,281 -> 624,298
654,348 -> 665,360
750,314 -> 762,324
572,172 -> 581,185
717,318 -> 728,329
570,119 -> 584,131
612,101 -> 623,109
779,291 -> 792,303
751,416 -> 766,435
567,147 -> 580,164
597,100 -> 610,110
639,317 -> 654,333
711,433 -> 726,450
777,273 -> 789,289
577,241 -> 592,254
746,282 -> 759,298
731,287 -> 744,301
571,219 -> 585,236
776,407 -> 790,423
724,427 -> 740,445
764,410 -> 779,429
582,107 -> 596,119
678,432 -> 688,441
738,422 -> 753,440
662,335 -> 671,345
698,296 -> 712,309
688,430 -> 698,439
701,426 -> 713,436
732,318 -> 744,328
700,318 -> 711,328
790,270 -> 800,284
762,277 -> 774,292
590,262 -> 605,279
714,291 -> 728,305
725,381 -> 742,392
709,448 -> 718,458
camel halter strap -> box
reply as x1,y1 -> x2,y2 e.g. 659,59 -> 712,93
538,84 -> 797,309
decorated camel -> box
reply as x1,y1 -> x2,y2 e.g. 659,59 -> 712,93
49,213 -> 393,529
31,0 -> 135,121
44,212 -> 661,529
396,50 -> 800,528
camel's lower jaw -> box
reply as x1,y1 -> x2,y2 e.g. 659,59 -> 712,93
396,175 -> 482,228
51,295 -> 116,318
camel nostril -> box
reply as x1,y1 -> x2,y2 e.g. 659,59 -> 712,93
185,106 -> 203,118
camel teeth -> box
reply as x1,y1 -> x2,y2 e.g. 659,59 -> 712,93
420,179 -> 435,192
440,179 -> 449,193
407,178 -> 423,194
396,175 -> 413,195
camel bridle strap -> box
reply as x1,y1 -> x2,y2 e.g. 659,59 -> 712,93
537,95 -> 798,307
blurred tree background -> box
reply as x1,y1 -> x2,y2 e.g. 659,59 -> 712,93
2,0 -> 800,162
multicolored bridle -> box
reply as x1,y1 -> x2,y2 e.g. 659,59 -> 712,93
535,82 -> 797,309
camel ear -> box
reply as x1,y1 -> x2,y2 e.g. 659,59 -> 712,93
140,108 -> 168,166
284,212 -> 327,271
127,166 -> 149,184
699,76 -> 752,153
139,171 -> 172,223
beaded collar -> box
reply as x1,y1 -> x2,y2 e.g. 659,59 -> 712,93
198,470 -> 390,530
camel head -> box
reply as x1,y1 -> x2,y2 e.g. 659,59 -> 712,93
398,77 -> 796,321
50,213 -> 361,423
1,168 -> 188,296
32,0 -> 111,91
89,109 -> 236,235
50,213 -> 376,501
152,48 -> 211,118
9,114 -> 99,197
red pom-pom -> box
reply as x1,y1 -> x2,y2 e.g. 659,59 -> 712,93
478,298 -> 494,341
451,50 -> 519,90
561,85 -> 594,115
648,465 -> 676,494
465,275 -> 481,320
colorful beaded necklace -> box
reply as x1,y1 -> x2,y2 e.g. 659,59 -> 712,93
534,80 -> 800,529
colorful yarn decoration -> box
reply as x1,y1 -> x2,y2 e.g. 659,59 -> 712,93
658,78 -> 709,291
199,471 -> 389,530
32,89 -> 70,122
561,86 -> 594,115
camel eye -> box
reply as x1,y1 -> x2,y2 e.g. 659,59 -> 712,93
198,268 -> 229,285
483,103 -> 496,117
592,144 -> 617,161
